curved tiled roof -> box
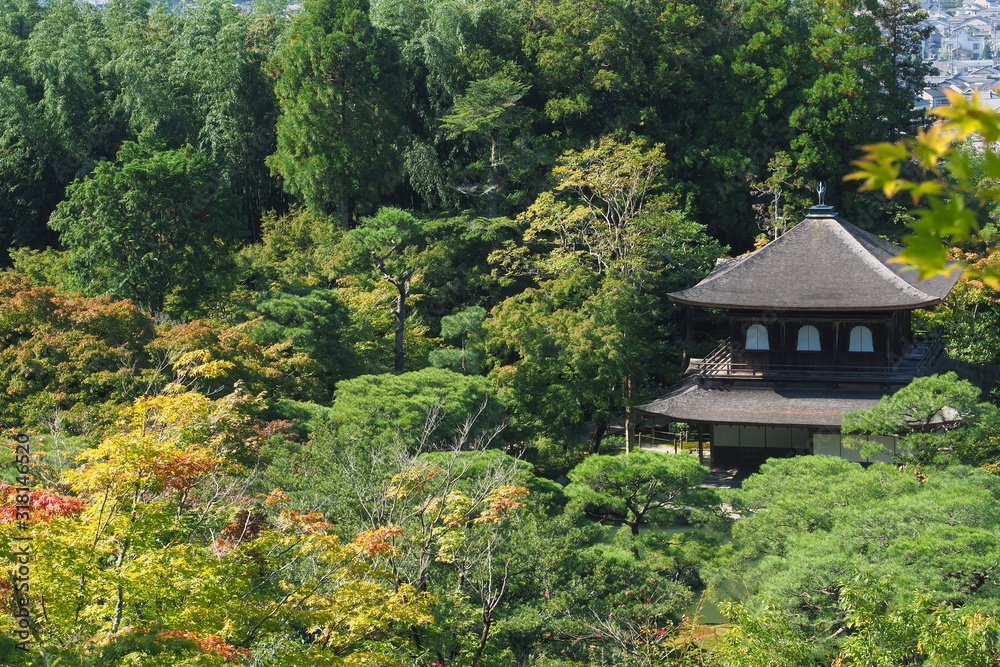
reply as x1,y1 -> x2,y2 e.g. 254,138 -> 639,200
634,375 -> 890,428
669,210 -> 961,311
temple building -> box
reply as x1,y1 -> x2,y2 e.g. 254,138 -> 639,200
636,204 -> 962,468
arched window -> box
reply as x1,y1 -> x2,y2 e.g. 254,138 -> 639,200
849,325 -> 874,352
745,324 -> 769,350
796,325 -> 821,351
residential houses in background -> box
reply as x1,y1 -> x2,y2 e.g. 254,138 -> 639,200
920,0 -> 1000,110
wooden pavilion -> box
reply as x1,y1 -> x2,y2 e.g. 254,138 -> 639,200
635,204 -> 962,468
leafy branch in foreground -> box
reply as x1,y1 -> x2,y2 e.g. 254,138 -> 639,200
847,90 -> 1000,288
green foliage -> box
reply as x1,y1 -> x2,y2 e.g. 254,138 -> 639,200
711,598 -> 816,667
429,305 -> 487,374
494,136 -> 672,282
248,285 -> 358,398
487,138 -> 725,453
843,372 -> 1000,466
833,573 -> 1000,667
441,74 -> 530,215
329,367 -> 505,448
717,572 -> 1000,667
713,457 -> 1000,662
340,207 -> 430,372
239,206 -> 340,289
267,0 -> 403,225
8,247 -> 76,293
916,263 -> 1000,367
567,451 -> 708,535
848,92 -> 1000,286
49,141 -> 243,315
0,272 -> 347,433
0,77 -> 60,252
0,2 -> 968,661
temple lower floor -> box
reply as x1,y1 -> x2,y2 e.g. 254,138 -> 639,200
708,424 -> 898,468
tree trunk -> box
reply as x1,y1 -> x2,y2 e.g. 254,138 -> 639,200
394,281 -> 406,373
339,199 -> 351,229
488,133 -> 499,218
471,612 -> 493,667
625,407 -> 636,454
624,375 -> 635,454
591,417 -> 608,453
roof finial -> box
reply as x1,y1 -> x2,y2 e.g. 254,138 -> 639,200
807,182 -> 836,217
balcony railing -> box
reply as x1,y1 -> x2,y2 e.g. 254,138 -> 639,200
692,332 -> 944,384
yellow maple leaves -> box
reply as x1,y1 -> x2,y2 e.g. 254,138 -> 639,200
847,92 -> 1000,288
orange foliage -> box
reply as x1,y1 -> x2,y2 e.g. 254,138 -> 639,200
0,274 -> 332,432
149,628 -> 250,662
0,482 -> 85,523
147,449 -> 220,490
351,525 -> 405,557
475,485 -> 530,524
0,273 -> 155,430
279,508 -> 334,533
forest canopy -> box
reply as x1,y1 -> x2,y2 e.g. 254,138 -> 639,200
6,0 -> 1000,664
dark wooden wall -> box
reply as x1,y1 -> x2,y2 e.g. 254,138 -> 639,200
728,310 -> 915,371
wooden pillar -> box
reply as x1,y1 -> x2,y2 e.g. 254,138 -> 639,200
698,424 -> 704,464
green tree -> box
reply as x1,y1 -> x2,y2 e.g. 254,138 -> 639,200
374,0 -> 532,213
522,0 -> 684,138
0,79 -> 58,251
102,1 -> 194,143
916,257 -> 1000,369
834,574 -> 1000,667
868,0 -> 934,140
327,366 -> 505,449
26,0 -> 115,171
429,305 -> 487,375
341,207 -> 427,372
487,137 -> 724,452
247,285 -> 358,398
843,372 -> 1000,466
239,206 -> 340,290
173,0 -> 283,228
267,0 -> 403,226
0,0 -> 86,252
441,75 -> 530,216
49,141 -> 242,315
566,451 -> 708,536
712,457 -> 1000,661
722,456 -> 917,563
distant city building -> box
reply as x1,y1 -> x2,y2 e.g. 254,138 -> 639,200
917,0 -> 1000,108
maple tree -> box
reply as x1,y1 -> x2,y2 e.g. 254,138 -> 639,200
0,272 -> 155,433
0,387 -> 434,665
0,272 -> 339,437
848,91 -> 1000,288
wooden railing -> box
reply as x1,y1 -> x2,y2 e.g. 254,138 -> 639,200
692,331 -> 944,383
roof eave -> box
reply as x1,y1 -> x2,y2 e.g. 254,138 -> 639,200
666,295 -> 946,311
633,404 -> 849,429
